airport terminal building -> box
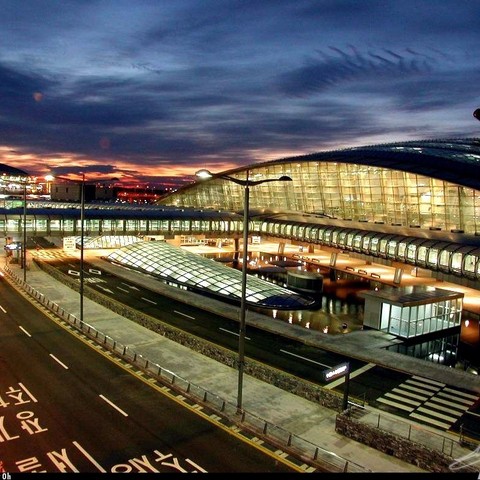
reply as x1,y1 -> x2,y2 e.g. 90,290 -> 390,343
2,138 -> 480,289
160,138 -> 480,287
162,138 -> 480,235
2,137 -> 480,290
1,137 -> 480,371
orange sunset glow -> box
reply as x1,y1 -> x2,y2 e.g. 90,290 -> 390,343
0,1 -> 477,192
0,147 -> 310,189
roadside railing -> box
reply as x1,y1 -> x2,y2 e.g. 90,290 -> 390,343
4,265 -> 369,473
344,402 -> 478,465
337,406 -> 480,473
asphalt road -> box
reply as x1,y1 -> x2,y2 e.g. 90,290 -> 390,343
54,258 -> 480,440
0,279 -> 300,473
60,259 -> 409,392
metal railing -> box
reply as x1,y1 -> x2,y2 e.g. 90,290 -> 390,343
347,405 -> 478,460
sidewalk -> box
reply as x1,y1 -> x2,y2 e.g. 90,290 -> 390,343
3,255 -> 430,473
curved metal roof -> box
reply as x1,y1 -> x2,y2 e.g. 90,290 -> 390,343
208,138 -> 480,191
106,240 -> 316,309
0,164 -> 29,176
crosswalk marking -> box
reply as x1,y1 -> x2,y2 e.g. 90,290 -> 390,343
377,397 -> 414,412
399,383 -> 433,395
409,412 -> 451,429
375,376 -> 480,432
466,411 -> 480,418
416,406 -> 458,423
442,387 -> 478,401
405,379 -> 440,392
436,391 -> 475,405
423,401 -> 465,416
411,376 -> 445,388
385,392 -> 421,406
391,387 -> 428,401
428,396 -> 471,411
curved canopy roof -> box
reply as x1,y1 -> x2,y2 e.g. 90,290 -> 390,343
183,138 -> 479,192
258,138 -> 480,191
0,164 -> 29,176
107,240 -> 316,309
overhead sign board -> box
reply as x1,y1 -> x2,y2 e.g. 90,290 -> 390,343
63,237 -> 77,252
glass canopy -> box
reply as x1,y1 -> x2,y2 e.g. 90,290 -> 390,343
106,240 -> 316,309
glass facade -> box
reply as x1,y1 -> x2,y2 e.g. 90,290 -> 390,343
161,140 -> 480,235
72,235 -> 141,249
383,299 -> 463,338
3,202 -> 480,281
363,286 -> 463,339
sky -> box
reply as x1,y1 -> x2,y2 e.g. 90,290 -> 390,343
1,0 -> 480,188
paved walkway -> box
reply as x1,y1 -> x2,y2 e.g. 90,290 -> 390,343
6,243 -> 480,473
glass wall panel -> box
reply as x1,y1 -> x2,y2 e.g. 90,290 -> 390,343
6,219 -> 20,234
417,245 -> 428,263
361,233 -> 375,253
161,153 -> 480,236
370,236 -> 381,254
398,318 -> 409,337
34,218 -> 48,234
323,227 -> 334,244
389,305 -> 401,335
438,249 -> 451,269
337,230 -> 348,248
381,303 -> 390,330
352,232 -> 364,249
378,236 -> 391,256
427,248 -> 440,269
126,220 -> 139,233
49,219 -> 61,233
464,253 -> 478,276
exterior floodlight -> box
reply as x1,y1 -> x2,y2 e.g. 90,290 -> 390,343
195,169 -> 213,179
196,169 -> 292,187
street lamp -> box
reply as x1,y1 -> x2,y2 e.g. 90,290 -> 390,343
22,179 -> 27,283
80,173 -> 85,324
6,176 -> 30,282
48,174 -> 117,324
195,168 -> 292,411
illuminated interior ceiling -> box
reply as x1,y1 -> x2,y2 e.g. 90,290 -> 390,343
158,138 -> 480,235
106,240 -> 316,309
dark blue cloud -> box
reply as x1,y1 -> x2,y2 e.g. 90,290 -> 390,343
0,0 -> 479,184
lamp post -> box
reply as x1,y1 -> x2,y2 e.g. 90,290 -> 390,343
80,173 -> 85,324
196,168 -> 292,411
22,179 -> 27,283
7,176 -> 29,282
48,173 -> 117,324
